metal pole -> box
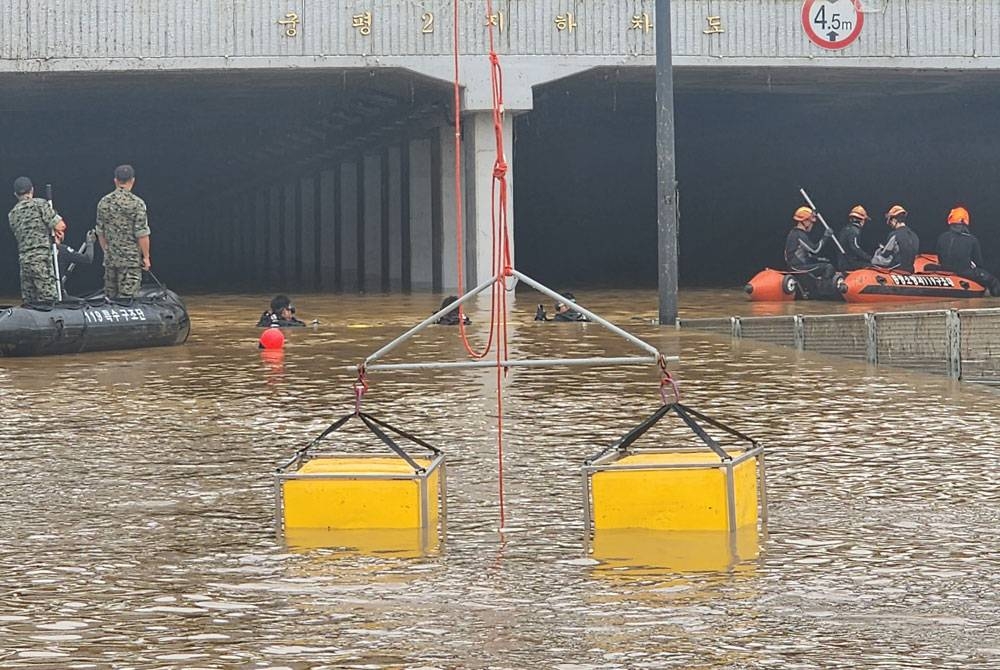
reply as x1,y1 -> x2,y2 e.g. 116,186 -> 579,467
364,273 -> 498,365
799,187 -> 847,255
655,0 -> 678,326
46,184 -> 63,302
358,355 -> 671,373
725,463 -> 738,532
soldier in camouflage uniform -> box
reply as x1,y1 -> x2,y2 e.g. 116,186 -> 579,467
95,164 -> 151,299
8,176 -> 62,304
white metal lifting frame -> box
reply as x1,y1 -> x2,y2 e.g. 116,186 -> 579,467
345,269 -> 679,374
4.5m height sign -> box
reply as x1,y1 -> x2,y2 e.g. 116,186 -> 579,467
801,0 -> 865,50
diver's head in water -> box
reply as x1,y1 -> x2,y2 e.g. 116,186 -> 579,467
270,294 -> 296,320
554,291 -> 577,315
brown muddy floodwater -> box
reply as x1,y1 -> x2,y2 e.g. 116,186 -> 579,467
1,288 -> 999,669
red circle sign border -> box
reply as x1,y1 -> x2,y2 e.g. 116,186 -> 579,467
801,0 -> 865,50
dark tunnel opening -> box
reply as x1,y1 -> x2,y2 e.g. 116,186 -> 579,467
4,67 -> 1000,298
0,69 -> 452,297
515,67 -> 1000,289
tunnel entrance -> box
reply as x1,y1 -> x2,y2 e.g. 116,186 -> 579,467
515,67 -> 1000,289
5,66 -> 1000,298
0,69 -> 451,297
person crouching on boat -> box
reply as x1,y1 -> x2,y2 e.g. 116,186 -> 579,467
935,207 -> 1000,296
54,220 -> 95,280
837,205 -> 874,271
8,176 -> 63,305
784,207 -> 843,298
872,205 -> 919,273
257,294 -> 306,327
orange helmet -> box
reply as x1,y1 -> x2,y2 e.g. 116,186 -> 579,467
947,206 -> 969,225
848,205 -> 869,221
793,206 -> 814,222
886,205 -> 907,219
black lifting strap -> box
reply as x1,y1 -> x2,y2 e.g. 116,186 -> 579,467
357,412 -> 426,474
585,402 -> 752,465
585,403 -> 672,465
283,411 -> 438,474
672,403 -> 731,461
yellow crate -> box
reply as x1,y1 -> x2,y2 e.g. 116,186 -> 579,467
279,456 -> 442,530
590,451 -> 759,531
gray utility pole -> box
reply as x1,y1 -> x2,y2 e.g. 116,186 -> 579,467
655,0 -> 678,326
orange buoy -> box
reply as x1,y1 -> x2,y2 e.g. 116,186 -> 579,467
258,327 -> 285,350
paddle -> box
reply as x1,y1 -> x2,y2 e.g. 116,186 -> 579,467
800,187 -> 847,255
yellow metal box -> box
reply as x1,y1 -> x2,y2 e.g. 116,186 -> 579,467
587,450 -> 762,532
277,455 -> 444,531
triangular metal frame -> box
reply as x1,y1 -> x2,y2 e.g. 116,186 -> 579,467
356,269 -> 677,373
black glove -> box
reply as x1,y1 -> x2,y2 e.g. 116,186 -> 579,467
822,228 -> 834,239
534,304 -> 548,321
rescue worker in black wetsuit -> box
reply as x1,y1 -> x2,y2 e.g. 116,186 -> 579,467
872,205 -> 920,273
435,295 -> 471,325
534,291 -> 590,321
935,206 -> 1000,296
784,206 -> 842,298
257,294 -> 306,327
54,220 -> 95,280
837,205 -> 874,271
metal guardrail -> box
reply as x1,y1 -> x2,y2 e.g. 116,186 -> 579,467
679,307 -> 1000,381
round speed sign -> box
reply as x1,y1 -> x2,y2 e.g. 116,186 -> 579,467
801,0 -> 864,50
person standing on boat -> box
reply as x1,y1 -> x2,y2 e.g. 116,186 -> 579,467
95,165 -> 150,299
836,205 -> 874,271
8,176 -> 63,304
935,206 -> 1000,296
784,206 -> 842,297
872,205 -> 919,273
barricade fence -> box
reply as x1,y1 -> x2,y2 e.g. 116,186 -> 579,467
679,308 -> 1000,382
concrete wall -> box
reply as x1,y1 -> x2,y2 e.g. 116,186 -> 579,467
5,1 -> 1000,69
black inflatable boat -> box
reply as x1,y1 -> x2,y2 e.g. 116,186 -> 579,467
0,286 -> 190,357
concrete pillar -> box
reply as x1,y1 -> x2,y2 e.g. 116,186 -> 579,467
387,146 -> 403,291
464,111 -> 514,288
340,161 -> 359,292
300,176 -> 317,289
363,152 -> 382,292
409,137 -> 434,290
254,190 -> 268,289
268,186 -> 283,286
319,169 -> 338,291
439,125 -> 459,291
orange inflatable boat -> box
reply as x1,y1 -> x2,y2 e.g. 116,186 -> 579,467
744,255 -> 987,303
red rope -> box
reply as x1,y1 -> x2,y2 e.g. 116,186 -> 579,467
353,365 -> 369,415
658,356 -> 681,405
452,0 -> 512,528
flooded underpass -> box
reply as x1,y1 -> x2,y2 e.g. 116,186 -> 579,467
2,289 -> 999,668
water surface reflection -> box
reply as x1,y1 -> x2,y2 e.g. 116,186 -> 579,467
1,290 -> 998,668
